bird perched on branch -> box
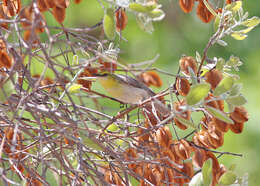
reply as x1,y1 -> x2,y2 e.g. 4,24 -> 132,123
94,73 -> 170,117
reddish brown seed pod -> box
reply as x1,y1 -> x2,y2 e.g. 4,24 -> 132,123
139,71 -> 163,87
0,51 -> 12,69
44,0 -> 55,8
179,0 -> 194,13
230,106 -> 249,123
37,0 -> 48,12
20,6 -> 33,29
0,5 -> 9,29
124,148 -> 138,169
176,77 -> 190,96
54,0 -> 70,8
77,68 -> 93,90
192,148 -> 207,168
174,139 -> 192,160
216,164 -> 227,182
2,0 -> 21,17
182,162 -> 194,183
174,99 -> 191,130
229,121 -> 244,134
53,6 -> 66,23
205,69 -> 223,90
98,58 -> 117,73
115,8 -> 128,32
196,0 -> 214,23
212,117 -> 229,133
179,56 -> 197,75
205,93 -> 219,109
156,126 -> 172,148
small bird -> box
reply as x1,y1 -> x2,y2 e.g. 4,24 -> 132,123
94,73 -> 170,117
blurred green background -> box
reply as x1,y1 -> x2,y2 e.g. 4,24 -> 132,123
38,0 -> 260,185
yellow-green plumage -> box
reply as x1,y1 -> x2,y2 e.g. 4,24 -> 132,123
95,73 -> 170,116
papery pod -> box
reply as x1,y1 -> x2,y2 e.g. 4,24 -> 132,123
139,71 -> 162,87
0,5 -> 9,29
77,68 -> 93,90
192,148 -> 207,168
196,0 -> 214,23
229,121 -> 244,134
206,151 -> 220,186
103,8 -> 116,40
0,51 -> 12,69
216,164 -> 227,181
115,8 -> 128,32
230,106 -> 248,123
174,139 -> 192,160
174,99 -> 191,130
54,0 -> 70,8
53,5 -> 66,23
37,0 -> 48,12
205,69 -> 223,90
124,148 -> 138,169
212,117 -> 230,133
2,0 -> 21,17
44,0 -> 55,8
179,56 -> 197,75
151,166 -> 164,185
176,77 -> 190,96
182,162 -> 194,183
179,0 -> 194,13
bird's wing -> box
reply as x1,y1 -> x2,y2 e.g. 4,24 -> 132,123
115,74 -> 156,97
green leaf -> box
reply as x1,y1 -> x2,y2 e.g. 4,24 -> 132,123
68,83 -> 82,93
218,171 -> 237,185
175,116 -> 197,130
129,2 -> 157,13
229,83 -> 242,96
216,58 -> 225,71
226,94 -> 247,106
147,9 -> 165,21
103,8 -> 116,40
231,32 -> 247,40
206,106 -> 234,124
214,76 -> 235,96
239,26 -> 255,34
189,172 -> 203,186
217,40 -> 228,47
225,0 -> 242,12
202,159 -> 212,186
84,137 -> 104,151
0,78 -> 16,102
241,16 -> 260,27
228,102 -> 235,113
195,51 -> 201,63
186,83 -> 211,105
106,123 -> 119,132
